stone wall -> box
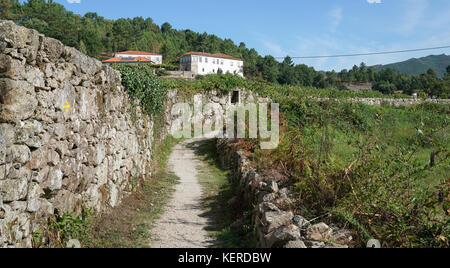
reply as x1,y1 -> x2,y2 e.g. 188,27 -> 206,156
0,20 -> 155,247
314,97 -> 450,106
216,139 -> 353,248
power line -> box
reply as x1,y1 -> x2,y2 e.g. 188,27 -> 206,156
274,45 -> 450,59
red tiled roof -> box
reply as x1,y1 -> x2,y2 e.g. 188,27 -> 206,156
102,57 -> 153,63
182,52 -> 242,61
116,51 -> 161,56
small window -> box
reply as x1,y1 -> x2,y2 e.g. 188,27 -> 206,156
205,58 -> 208,63
221,60 -> 224,65
199,57 -> 202,63
231,90 -> 239,104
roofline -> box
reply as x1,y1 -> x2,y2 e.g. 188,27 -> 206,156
102,57 -> 154,63
116,51 -> 162,56
182,52 -> 242,61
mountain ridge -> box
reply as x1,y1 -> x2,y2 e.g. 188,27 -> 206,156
373,54 -> 450,78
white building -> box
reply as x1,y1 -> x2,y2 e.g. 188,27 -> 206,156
180,52 -> 244,77
115,51 -> 163,64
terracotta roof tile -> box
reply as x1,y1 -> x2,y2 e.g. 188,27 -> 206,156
102,57 -> 153,63
116,51 -> 162,56
182,52 -> 242,61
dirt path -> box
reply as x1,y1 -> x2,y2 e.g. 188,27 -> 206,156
150,136 -> 215,248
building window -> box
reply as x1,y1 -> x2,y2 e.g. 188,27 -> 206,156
199,57 -> 202,63
205,57 -> 208,63
221,60 -> 224,65
231,61 -> 233,66
231,90 -> 240,104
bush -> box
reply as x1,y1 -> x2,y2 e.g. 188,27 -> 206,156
113,65 -> 168,118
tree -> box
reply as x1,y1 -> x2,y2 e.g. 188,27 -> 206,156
0,0 -> 20,20
447,65 -> 450,75
426,68 -> 437,79
161,40 -> 176,62
260,56 -> 279,83
161,22 -> 172,33
373,82 -> 397,94
278,56 -> 296,85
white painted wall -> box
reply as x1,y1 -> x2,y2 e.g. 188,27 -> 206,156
180,55 -> 244,77
115,53 -> 163,64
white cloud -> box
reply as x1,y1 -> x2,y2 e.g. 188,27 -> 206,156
261,40 -> 287,56
367,0 -> 382,4
67,0 -> 81,3
329,7 -> 343,33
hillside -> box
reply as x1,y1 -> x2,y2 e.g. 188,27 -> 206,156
374,54 -> 450,77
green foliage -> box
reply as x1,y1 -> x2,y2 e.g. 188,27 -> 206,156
51,209 -> 93,247
250,92 -> 450,247
159,73 -> 247,96
114,65 -> 167,118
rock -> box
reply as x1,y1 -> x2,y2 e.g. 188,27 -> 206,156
0,165 -> 5,180
6,166 -> 31,181
109,184 -> 119,207
266,181 -> 279,193
325,242 -> 349,248
331,229 -> 353,244
265,225 -> 301,248
28,147 -> 49,170
306,223 -> 333,242
367,239 -> 381,248
0,20 -> 31,48
66,239 -> 81,248
16,120 -> 43,148
293,215 -> 311,230
47,150 -> 60,167
284,239 -> 307,248
24,66 -> 45,89
0,124 -> 15,164
88,143 -> 106,166
304,240 -> 326,248
0,178 -> 28,202
258,202 -> 280,214
27,198 -> 41,213
51,190 -> 81,215
43,167 -> 63,192
257,191 -> 276,203
263,210 -> 294,232
0,79 -> 37,121
41,36 -> 64,62
10,201 -> 27,211
6,145 -> 31,164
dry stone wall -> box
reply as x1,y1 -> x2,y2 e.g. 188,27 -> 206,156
0,20 -> 155,247
314,97 -> 450,106
217,140 -> 354,248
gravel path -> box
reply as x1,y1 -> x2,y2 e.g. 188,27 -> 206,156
150,136 -> 215,248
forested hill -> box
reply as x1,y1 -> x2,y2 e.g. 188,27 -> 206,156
374,54 -> 450,78
0,0 -> 252,64
1,0 -> 449,97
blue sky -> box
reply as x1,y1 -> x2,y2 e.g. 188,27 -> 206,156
56,0 -> 450,71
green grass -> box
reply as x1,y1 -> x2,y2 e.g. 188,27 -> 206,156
188,139 -> 258,248
82,135 -> 181,248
